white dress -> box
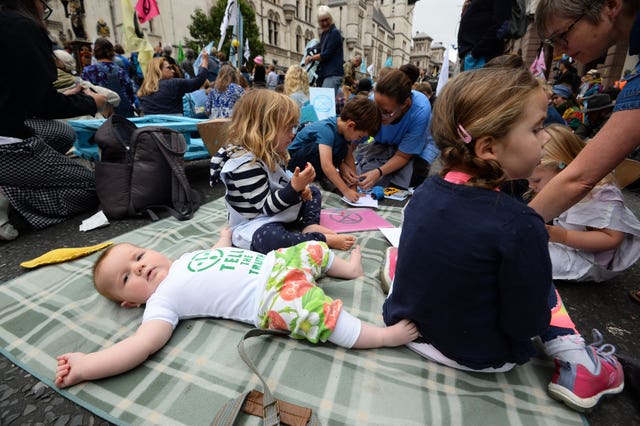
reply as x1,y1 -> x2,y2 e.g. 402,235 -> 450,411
549,184 -> 640,282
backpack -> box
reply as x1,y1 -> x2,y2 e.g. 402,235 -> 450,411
93,115 -> 200,221
506,0 -> 529,40
96,63 -> 136,118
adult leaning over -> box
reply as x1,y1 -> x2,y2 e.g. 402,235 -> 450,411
138,52 -> 209,116
0,0 -> 107,240
530,0 -> 640,301
356,68 -> 434,190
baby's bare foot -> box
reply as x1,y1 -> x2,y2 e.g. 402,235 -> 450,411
384,319 -> 419,347
325,233 -> 356,251
344,245 -> 364,279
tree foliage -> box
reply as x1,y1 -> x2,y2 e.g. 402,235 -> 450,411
185,0 -> 264,69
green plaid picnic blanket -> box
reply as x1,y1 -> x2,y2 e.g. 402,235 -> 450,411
0,193 -> 583,425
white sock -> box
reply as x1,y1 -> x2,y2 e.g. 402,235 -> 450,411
544,335 -> 597,374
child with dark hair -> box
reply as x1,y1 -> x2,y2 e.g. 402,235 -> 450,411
288,96 -> 381,202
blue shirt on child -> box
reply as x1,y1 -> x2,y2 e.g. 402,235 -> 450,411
288,117 -> 347,157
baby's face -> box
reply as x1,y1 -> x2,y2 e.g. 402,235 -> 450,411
96,244 -> 172,306
527,166 -> 558,195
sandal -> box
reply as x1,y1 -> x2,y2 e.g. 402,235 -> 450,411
629,290 -> 640,305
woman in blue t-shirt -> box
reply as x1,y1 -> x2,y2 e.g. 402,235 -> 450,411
356,68 -> 436,190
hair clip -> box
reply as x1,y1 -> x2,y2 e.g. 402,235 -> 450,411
558,162 -> 566,170
457,124 -> 472,144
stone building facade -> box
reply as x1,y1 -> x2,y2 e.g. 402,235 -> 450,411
45,0 -> 418,78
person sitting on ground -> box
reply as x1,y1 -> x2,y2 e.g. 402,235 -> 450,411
210,90 -> 357,253
284,64 -> 310,108
288,96 -> 381,202
52,50 -> 121,118
52,229 -> 419,389
577,93 -> 615,139
383,66 -> 624,412
578,69 -> 604,102
113,44 -> 134,83
356,68 -> 435,190
138,52 -> 209,116
161,44 -> 176,65
550,84 -> 583,132
0,0 -> 107,240
180,48 -> 196,79
81,37 -> 136,117
527,123 -> 640,282
554,59 -> 581,95
182,80 -> 211,119
204,64 -> 245,119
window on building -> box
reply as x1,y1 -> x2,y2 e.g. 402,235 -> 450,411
296,27 -> 303,53
268,19 -> 274,45
305,0 -> 312,22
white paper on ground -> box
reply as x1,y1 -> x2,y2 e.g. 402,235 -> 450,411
341,195 -> 378,208
79,210 -> 110,232
379,227 -> 401,247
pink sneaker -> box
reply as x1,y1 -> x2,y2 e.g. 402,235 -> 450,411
548,336 -> 624,411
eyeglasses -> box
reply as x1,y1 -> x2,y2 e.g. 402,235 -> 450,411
380,105 -> 401,120
543,15 -> 584,47
40,0 -> 53,21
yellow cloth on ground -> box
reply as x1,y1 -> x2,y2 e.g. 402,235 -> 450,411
20,242 -> 113,269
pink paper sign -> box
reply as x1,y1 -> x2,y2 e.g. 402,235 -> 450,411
319,208 -> 393,233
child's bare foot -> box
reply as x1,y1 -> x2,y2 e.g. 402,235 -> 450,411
325,233 -> 356,251
302,223 -> 337,235
327,245 -> 364,279
383,319 -> 419,347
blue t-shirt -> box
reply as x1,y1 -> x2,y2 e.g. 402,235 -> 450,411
383,176 -> 552,369
373,90 -> 432,155
615,11 -> 640,113
288,116 -> 347,157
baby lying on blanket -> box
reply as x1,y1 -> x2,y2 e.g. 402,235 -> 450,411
55,228 -> 417,388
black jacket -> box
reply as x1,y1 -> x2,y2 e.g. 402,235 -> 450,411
0,11 -> 96,139
457,0 -> 513,60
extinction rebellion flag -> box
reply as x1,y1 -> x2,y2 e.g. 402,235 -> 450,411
135,0 -> 160,24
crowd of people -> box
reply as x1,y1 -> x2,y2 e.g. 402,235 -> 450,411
2,0 -> 640,417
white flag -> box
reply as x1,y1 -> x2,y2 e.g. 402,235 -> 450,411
218,0 -> 238,51
366,63 -> 374,77
244,38 -> 250,61
436,46 -> 451,97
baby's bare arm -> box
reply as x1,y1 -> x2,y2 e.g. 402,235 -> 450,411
55,320 -> 173,388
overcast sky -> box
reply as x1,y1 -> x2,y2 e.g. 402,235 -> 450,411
411,0 -> 463,52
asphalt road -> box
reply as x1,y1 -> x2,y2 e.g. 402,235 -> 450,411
1,159 -> 639,425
